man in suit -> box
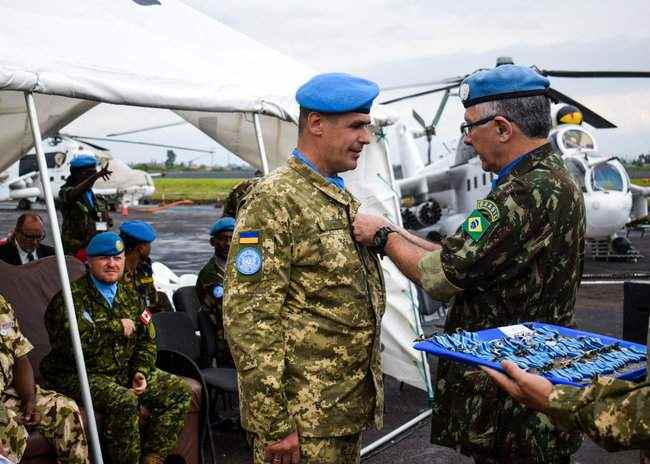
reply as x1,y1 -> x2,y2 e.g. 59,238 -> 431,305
0,213 -> 54,265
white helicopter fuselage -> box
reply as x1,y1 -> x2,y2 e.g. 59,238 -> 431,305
395,122 -> 639,240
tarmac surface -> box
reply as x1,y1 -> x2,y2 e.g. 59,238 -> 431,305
1,203 -> 648,463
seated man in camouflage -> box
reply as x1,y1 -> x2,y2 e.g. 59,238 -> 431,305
119,220 -> 171,313
0,294 -> 89,463
41,232 -> 191,464
195,217 -> 235,367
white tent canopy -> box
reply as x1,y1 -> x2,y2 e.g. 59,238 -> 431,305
0,0 -> 430,460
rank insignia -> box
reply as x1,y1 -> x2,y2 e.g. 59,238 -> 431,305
463,209 -> 491,242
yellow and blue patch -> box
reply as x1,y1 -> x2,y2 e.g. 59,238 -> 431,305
239,230 -> 260,245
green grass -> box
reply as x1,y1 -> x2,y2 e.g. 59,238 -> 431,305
632,178 -> 650,187
152,178 -> 244,203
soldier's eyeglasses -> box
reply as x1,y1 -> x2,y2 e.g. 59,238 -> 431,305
460,114 -> 502,136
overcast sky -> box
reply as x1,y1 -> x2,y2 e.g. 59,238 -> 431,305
66,0 -> 650,165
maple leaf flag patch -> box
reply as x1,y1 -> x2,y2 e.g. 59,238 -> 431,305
140,309 -> 152,325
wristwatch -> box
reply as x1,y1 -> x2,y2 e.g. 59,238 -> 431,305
372,226 -> 397,257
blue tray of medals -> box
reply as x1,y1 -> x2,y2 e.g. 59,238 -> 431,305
414,322 -> 647,387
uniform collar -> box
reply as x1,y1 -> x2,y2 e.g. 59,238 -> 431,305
89,274 -> 118,308
292,149 -> 346,190
491,143 -> 555,190
287,156 -> 354,207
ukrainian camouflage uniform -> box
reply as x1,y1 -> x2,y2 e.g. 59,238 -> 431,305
419,144 -> 586,462
222,178 -> 259,218
41,275 -> 191,464
196,255 -> 233,366
122,258 -> 171,313
59,185 -> 113,255
0,295 -> 89,463
223,157 -> 386,462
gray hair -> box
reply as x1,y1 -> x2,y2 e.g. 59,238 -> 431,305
474,95 -> 552,139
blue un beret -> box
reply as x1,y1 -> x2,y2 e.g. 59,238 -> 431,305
87,232 -> 125,257
296,73 -> 380,114
210,217 -> 235,236
119,220 -> 156,243
460,65 -> 550,108
70,154 -> 98,169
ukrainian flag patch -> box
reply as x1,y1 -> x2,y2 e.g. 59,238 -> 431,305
239,230 -> 260,245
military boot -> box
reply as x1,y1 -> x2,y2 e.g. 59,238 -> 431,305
142,453 -> 165,464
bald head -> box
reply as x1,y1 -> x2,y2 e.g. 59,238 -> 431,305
14,213 -> 45,253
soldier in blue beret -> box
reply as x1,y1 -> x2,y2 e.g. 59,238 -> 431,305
59,153 -> 114,260
42,231 -> 191,464
196,217 -> 236,366
224,72 -> 386,464
352,64 -> 585,463
119,221 -> 171,313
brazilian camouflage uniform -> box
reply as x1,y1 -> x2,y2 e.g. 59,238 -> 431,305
223,156 -> 386,463
0,295 -> 89,463
41,275 -> 191,464
59,185 -> 112,255
195,255 -> 233,366
222,177 -> 259,218
419,144 -> 586,463
122,258 -> 172,313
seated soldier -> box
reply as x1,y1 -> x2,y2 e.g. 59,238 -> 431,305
40,232 -> 191,464
119,220 -> 171,313
195,217 -> 235,367
0,294 -> 89,463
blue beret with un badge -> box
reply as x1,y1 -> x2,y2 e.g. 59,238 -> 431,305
210,217 -> 235,236
69,154 -> 98,169
119,220 -> 156,243
459,64 -> 550,108
296,72 -> 380,114
86,232 -> 125,257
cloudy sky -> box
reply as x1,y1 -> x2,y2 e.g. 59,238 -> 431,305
66,0 -> 650,166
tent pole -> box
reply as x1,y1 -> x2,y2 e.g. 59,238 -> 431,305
378,133 -> 434,401
24,92 -> 104,464
360,409 -> 432,457
253,113 -> 270,175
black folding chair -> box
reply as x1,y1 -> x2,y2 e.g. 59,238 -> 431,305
173,286 -> 201,330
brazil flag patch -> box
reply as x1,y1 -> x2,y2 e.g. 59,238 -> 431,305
463,209 -> 491,242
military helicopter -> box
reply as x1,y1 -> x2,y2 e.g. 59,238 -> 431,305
385,57 -> 650,260
0,135 -> 156,209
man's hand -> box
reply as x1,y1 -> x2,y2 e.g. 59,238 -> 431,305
121,318 -> 136,337
97,163 -> 113,182
131,372 -> 147,396
17,398 -> 41,426
264,431 -> 300,464
481,361 -> 553,412
352,213 -> 390,246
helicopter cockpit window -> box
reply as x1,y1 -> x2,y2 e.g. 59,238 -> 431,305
563,158 -> 587,192
592,163 -> 625,192
561,130 -> 595,150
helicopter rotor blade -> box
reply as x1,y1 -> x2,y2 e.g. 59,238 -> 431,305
381,76 -> 465,92
412,110 -> 427,129
540,70 -> 650,78
546,88 -> 617,129
380,82 -> 461,105
432,89 -> 451,128
106,121 -> 188,137
63,134 -> 214,153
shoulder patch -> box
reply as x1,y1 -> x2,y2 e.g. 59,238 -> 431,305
235,247 -> 263,276
239,230 -> 260,245
476,199 -> 500,222
463,209 -> 492,242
